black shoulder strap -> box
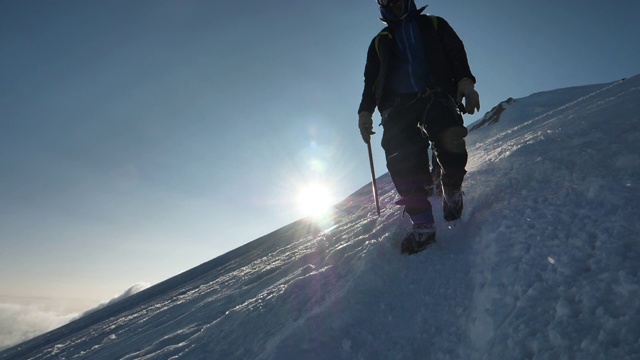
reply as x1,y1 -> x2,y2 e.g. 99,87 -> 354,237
375,29 -> 393,59
429,15 -> 438,31
374,16 -> 438,59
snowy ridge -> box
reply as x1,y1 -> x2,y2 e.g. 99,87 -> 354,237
468,97 -> 515,131
2,75 -> 640,359
467,79 -> 627,168
468,80 -> 622,134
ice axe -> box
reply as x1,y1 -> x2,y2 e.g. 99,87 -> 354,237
367,141 -> 381,216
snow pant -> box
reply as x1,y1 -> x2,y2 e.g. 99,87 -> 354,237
381,91 -> 468,219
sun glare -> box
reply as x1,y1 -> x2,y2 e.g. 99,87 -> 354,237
297,183 -> 335,216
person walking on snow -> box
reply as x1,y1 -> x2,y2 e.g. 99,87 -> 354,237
357,0 -> 480,254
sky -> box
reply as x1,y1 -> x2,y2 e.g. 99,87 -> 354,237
1,0 -> 639,306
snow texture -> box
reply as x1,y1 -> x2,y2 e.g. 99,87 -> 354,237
2,75 -> 639,359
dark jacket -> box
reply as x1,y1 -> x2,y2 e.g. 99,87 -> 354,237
358,12 -> 476,115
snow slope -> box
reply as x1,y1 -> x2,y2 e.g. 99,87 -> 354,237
2,75 -> 639,359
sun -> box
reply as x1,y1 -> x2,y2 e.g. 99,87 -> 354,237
296,182 -> 335,217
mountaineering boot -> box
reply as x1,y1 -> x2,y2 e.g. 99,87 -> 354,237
443,187 -> 464,222
400,224 -> 436,255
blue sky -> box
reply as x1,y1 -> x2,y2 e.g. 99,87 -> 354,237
1,0 -> 639,303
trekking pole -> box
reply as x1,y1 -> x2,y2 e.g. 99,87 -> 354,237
367,141 -> 381,216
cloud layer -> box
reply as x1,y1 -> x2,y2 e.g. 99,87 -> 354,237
0,282 -> 150,351
0,302 -> 77,351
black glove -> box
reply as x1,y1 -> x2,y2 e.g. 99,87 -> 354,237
358,111 -> 375,144
456,78 -> 481,115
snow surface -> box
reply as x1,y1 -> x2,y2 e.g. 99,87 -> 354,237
2,75 -> 639,359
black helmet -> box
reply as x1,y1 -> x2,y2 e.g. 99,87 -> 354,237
378,0 -> 417,22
